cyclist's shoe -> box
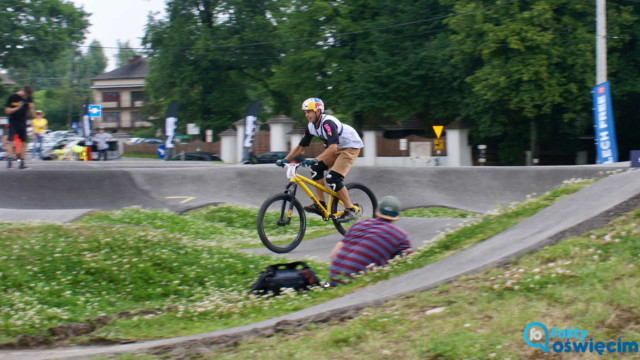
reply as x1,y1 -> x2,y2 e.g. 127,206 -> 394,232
304,201 -> 325,217
336,208 -> 358,223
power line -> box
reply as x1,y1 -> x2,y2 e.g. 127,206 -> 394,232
7,0 -> 624,76
71,0 -> 526,52
8,0 -> 598,60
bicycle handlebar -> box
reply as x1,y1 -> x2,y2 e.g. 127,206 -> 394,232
283,161 -> 314,168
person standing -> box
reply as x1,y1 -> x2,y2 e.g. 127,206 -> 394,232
31,110 -> 48,160
92,127 -> 113,161
329,196 -> 413,286
1,124 -> 8,150
4,85 -> 34,169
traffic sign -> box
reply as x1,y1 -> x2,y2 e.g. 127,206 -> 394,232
88,105 -> 102,118
157,144 -> 166,159
434,139 -> 444,151
433,125 -> 444,139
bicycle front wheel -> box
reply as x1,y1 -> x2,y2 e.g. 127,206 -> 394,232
257,193 -> 306,253
331,183 -> 378,235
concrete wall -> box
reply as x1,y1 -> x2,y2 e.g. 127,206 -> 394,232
269,123 -> 293,152
220,134 -> 237,163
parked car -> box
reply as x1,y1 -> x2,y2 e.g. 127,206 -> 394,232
28,130 -> 76,152
41,137 -> 83,160
141,138 -> 163,144
127,138 -> 164,145
169,152 -> 223,162
126,137 -> 144,145
244,151 -> 305,164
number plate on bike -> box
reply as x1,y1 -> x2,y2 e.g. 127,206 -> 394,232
286,165 -> 296,179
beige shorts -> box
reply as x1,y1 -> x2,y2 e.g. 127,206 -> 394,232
321,148 -> 361,177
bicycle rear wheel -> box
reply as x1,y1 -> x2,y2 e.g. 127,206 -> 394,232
257,193 -> 306,253
331,183 -> 377,235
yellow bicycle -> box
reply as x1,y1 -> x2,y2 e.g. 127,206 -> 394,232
257,162 -> 377,253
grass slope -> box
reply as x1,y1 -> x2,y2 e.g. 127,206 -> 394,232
207,206 -> 640,360
0,177 -> 607,351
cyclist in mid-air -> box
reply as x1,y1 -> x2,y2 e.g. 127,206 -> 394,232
276,97 -> 363,223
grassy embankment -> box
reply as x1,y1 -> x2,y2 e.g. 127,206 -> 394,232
1,175 -> 617,354
204,202 -> 640,360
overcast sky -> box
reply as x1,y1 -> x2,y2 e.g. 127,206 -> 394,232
69,0 -> 167,71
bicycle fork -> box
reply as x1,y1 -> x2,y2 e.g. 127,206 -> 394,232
278,183 -> 298,226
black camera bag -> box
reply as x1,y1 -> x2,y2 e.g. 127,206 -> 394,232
250,261 -> 320,295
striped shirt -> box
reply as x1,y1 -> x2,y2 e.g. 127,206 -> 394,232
329,217 -> 412,286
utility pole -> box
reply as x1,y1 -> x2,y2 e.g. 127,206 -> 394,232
596,0 -> 607,84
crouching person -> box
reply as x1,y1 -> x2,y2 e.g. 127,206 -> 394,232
329,196 -> 413,286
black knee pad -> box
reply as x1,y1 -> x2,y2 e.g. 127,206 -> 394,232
310,161 -> 328,180
325,170 -> 344,192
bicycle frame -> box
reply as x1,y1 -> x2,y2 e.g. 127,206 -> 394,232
282,163 -> 348,219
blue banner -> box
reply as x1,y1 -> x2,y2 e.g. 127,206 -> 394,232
591,82 -> 618,164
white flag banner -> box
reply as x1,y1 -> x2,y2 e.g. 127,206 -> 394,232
243,100 -> 260,161
164,101 -> 178,150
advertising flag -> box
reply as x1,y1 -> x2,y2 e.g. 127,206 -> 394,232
82,103 -> 92,146
81,104 -> 93,161
243,100 -> 260,162
592,82 -> 618,164
164,101 -> 178,160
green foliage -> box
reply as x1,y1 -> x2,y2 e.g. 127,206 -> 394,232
0,222 -> 282,341
4,0 -> 640,163
0,0 -> 89,69
115,41 -> 141,68
132,128 -> 158,138
32,89 -> 71,130
8,43 -> 108,129
138,0 -> 640,164
402,207 -> 476,218
142,0 -> 284,135
75,204 -> 335,250
441,0 -> 638,163
80,40 -> 109,84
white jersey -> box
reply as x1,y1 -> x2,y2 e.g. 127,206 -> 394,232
302,114 -> 363,149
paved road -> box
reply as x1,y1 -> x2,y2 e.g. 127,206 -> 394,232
0,159 -> 636,359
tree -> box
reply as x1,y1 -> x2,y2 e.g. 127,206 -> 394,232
329,0 -> 455,130
269,0 -> 461,132
142,0 -> 285,136
116,41 -> 141,68
605,2 -> 640,162
0,0 -> 89,69
138,0 -> 639,164
6,41 -> 107,129
82,41 -> 109,79
442,0 -> 637,164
